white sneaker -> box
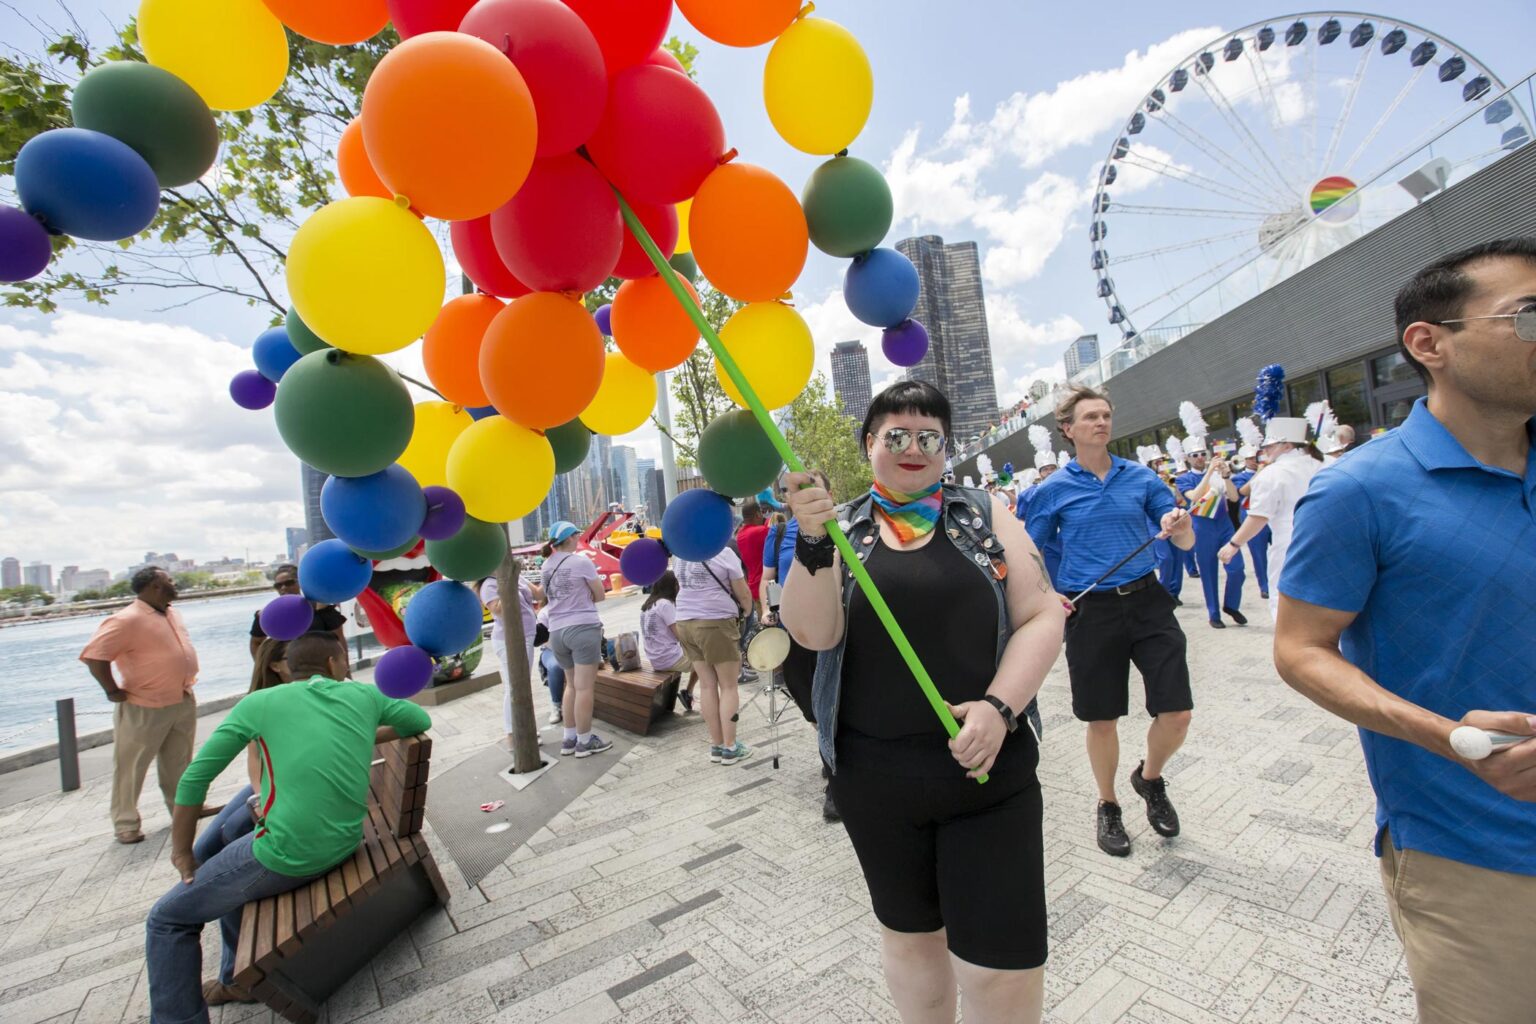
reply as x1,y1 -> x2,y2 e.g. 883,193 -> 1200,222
547,705 -> 563,725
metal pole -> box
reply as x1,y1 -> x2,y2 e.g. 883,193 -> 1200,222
656,370 -> 679,503
57,698 -> 79,792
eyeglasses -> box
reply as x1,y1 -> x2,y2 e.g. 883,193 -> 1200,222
875,428 -> 946,457
1436,304 -> 1536,341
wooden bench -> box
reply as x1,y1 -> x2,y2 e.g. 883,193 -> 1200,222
593,668 -> 681,735
232,736 -> 450,1024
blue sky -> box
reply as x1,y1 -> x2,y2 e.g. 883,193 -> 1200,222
2,0 -> 1532,571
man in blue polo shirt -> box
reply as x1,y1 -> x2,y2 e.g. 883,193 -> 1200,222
1276,238 -> 1536,1024
1028,385 -> 1195,858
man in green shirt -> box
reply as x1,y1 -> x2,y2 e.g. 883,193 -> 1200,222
144,633 -> 431,1023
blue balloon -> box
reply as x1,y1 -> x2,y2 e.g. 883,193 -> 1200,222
843,248 -> 920,329
321,465 -> 428,554
252,326 -> 302,383
661,489 -> 734,562
404,580 -> 483,657
467,405 -> 497,421
594,302 -> 613,337
299,538 -> 374,604
15,128 -> 161,241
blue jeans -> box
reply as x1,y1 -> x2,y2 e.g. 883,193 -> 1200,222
539,647 -> 566,707
146,832 -> 322,1024
191,784 -> 256,871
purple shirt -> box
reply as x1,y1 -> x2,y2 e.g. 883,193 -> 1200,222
640,599 -> 685,670
541,551 -> 602,632
480,576 -> 536,649
674,550 -> 744,621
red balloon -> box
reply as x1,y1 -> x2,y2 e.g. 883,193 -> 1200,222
459,0 -> 607,158
451,216 -> 531,299
560,0 -> 670,74
613,199 -> 678,280
645,46 -> 686,74
490,154 -> 622,294
387,0 -> 477,37
586,66 -> 726,206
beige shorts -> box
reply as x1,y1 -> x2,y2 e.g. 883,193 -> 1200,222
675,618 -> 741,666
1379,828 -> 1536,1024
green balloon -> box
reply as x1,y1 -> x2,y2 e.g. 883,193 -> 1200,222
285,307 -> 330,355
698,409 -> 783,498
667,251 -> 698,283
548,419 -> 592,475
425,516 -> 508,581
275,350 -> 414,478
802,155 -> 893,258
70,61 -> 219,188
353,537 -> 419,560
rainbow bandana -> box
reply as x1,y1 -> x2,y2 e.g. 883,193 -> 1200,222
870,481 -> 943,543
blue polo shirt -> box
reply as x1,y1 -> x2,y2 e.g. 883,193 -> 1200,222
1025,457 -> 1174,592
1282,398 -> 1536,876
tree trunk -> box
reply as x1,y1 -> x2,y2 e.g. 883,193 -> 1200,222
496,553 -> 543,773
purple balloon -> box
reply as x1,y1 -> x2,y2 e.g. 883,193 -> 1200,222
259,594 -> 314,641
230,369 -> 278,410
0,206 -> 51,282
419,485 -> 467,541
593,302 -> 613,337
882,318 -> 929,368
375,644 -> 433,699
619,537 -> 669,587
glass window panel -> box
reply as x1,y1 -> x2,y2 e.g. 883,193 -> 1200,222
1231,396 -> 1254,421
1204,405 -> 1231,430
1327,363 -> 1369,431
1373,351 -> 1419,387
1381,397 -> 1415,428
1287,376 -> 1322,416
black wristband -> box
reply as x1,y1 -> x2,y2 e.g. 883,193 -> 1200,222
795,531 -> 835,575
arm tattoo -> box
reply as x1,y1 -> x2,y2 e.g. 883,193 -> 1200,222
1029,551 -> 1051,593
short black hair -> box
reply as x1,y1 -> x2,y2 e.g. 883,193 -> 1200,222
1394,238 -> 1536,385
861,380 -> 952,452
130,567 -> 164,594
285,632 -> 346,677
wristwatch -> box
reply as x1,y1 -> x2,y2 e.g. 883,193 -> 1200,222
983,695 -> 1018,733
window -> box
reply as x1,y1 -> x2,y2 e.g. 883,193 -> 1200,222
1380,398 -> 1415,428
1204,405 -> 1231,431
1326,363 -> 1368,431
1231,396 -> 1254,422
1373,351 -> 1419,387
1155,423 -> 1178,445
1287,375 -> 1322,416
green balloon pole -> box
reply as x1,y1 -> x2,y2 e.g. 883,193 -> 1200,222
614,189 -> 986,785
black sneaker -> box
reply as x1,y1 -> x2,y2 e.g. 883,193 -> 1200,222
1131,762 -> 1180,838
1208,618 -> 1225,629
677,689 -> 694,712
822,788 -> 841,823
1223,606 -> 1248,626
1096,802 -> 1131,857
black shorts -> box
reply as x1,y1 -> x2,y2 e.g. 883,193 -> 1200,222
1065,575 -> 1192,722
828,749 -> 1047,970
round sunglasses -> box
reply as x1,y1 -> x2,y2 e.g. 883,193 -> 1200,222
874,428 -> 946,457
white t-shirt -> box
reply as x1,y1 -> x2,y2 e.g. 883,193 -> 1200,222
674,550 -> 744,621
541,551 -> 602,632
1248,449 -> 1323,561
640,599 -> 686,670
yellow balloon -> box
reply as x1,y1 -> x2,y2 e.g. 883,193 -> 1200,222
581,353 -> 656,436
763,18 -> 873,155
445,415 -> 554,523
675,198 -> 693,255
287,197 -> 445,355
139,0 -> 289,111
714,302 -> 814,411
397,402 -> 472,488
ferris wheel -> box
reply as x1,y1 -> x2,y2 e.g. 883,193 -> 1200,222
1090,12 -> 1531,342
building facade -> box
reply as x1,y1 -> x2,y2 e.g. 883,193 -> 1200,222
58,566 -> 111,595
894,235 -> 1000,441
301,464 -> 335,549
1063,334 -> 1101,378
830,340 -> 872,424
23,562 -> 52,592
285,527 -> 308,564
1,557 -> 19,589
611,445 -> 641,510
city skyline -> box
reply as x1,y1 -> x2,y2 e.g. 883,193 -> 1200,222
896,235 -> 1002,440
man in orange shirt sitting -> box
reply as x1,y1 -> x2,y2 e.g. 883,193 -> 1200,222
80,566 -> 201,844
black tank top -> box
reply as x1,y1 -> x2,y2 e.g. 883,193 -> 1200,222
838,530 -> 1028,776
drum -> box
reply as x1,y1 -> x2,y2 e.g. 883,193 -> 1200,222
743,623 -> 791,672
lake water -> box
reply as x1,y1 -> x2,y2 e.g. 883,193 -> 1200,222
0,593 -> 369,754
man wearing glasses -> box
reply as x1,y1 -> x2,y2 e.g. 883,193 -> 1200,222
1275,239 -> 1536,1024
248,563 -> 348,658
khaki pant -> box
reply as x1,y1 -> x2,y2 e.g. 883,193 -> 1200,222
1380,829 -> 1536,1024
111,694 -> 197,834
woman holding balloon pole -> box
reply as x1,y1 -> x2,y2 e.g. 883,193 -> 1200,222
674,547 -> 755,765
782,381 -> 1064,1024
540,522 -> 612,759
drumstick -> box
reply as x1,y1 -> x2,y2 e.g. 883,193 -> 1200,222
1449,726 -> 1532,760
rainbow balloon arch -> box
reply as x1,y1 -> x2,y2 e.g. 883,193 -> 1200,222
4,0 -> 983,780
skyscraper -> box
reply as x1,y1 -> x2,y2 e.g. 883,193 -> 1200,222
285,527 -> 308,563
1063,334 -> 1101,378
830,340 -> 872,423
24,562 -> 52,592
611,445 -> 640,509
301,464 -> 335,548
1,557 -> 19,589
894,236 -> 1000,440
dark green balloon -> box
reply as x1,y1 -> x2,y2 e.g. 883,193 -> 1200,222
667,251 -> 698,283
285,307 -> 330,355
802,155 -> 893,258
698,409 -> 783,498
70,61 -> 219,188
275,350 -> 414,478
425,516 -> 508,581
353,537 -> 420,560
548,419 -> 592,474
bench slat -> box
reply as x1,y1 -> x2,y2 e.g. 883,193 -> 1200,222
253,896 -> 276,966
275,890 -> 301,958
326,868 -> 349,916
293,880 -> 313,938
234,902 -> 262,989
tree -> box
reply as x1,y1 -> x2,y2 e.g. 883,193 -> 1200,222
784,374 -> 871,501
105,578 -> 133,598
0,584 -> 56,606
172,570 -> 213,592
495,552 -> 541,774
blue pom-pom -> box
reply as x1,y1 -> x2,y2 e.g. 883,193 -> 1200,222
1254,363 -> 1286,421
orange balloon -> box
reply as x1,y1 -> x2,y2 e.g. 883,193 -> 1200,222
675,0 -> 799,47
337,119 -> 390,201
479,292 -> 605,429
361,33 -> 537,221
423,294 -> 503,407
262,0 -> 388,44
611,276 -> 699,372
690,162 -> 808,303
